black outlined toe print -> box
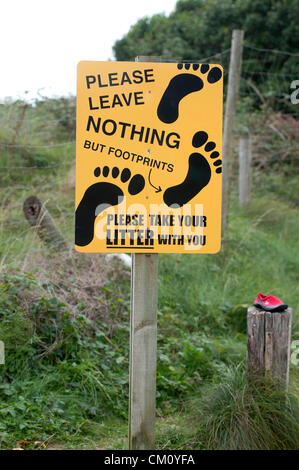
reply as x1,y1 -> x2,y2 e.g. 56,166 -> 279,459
163,131 -> 222,207
75,166 -> 145,246
157,63 -> 222,124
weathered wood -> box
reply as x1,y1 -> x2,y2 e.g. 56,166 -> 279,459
23,195 -> 68,252
221,30 -> 244,238
129,253 -> 158,450
135,56 -> 163,62
247,306 -> 265,373
0,340 -> 4,365
247,306 -> 292,391
129,55 -> 160,450
11,104 -> 28,146
239,135 -> 252,206
265,311 -> 273,374
265,309 -> 292,390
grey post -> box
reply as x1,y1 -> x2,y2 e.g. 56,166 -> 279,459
247,306 -> 292,391
239,134 -> 252,206
129,55 -> 160,450
222,30 -> 244,238
129,253 -> 159,449
23,195 -> 68,252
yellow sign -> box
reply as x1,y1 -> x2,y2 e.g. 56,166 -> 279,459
75,61 -> 223,253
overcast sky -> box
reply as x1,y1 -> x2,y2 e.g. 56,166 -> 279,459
1,0 -> 177,101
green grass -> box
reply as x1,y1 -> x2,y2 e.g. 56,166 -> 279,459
0,98 -> 298,450
192,365 -> 299,450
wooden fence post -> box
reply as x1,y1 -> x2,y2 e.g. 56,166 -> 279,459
0,340 -> 4,365
11,103 -> 28,146
129,55 -> 160,450
239,134 -> 252,206
247,306 -> 292,391
23,195 -> 68,252
221,30 -> 244,238
129,253 -> 158,450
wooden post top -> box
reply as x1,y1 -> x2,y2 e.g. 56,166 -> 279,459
248,306 -> 292,316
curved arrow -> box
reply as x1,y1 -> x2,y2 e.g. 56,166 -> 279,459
148,169 -> 162,193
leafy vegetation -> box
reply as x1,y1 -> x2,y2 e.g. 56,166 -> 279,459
114,0 -> 299,65
0,132 -> 298,448
113,0 -> 299,112
0,0 -> 298,450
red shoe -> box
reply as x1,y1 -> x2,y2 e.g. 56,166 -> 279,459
254,293 -> 288,312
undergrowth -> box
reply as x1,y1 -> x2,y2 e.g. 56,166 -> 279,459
193,366 -> 299,450
0,98 -> 298,449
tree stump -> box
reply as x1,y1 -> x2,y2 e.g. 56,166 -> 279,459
247,306 -> 292,390
23,196 -> 68,252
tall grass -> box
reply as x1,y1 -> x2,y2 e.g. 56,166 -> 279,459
0,98 -> 298,449
193,366 -> 299,450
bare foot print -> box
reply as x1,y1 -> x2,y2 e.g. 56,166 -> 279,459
163,130 -> 222,207
157,63 -> 222,124
75,166 -> 145,246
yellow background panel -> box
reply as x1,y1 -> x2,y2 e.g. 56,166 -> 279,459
75,61 -> 223,253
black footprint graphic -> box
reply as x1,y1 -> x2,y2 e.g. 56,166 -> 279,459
75,166 -> 145,246
163,131 -> 222,207
157,63 -> 222,124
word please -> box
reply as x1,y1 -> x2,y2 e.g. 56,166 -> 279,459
86,69 -> 155,89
